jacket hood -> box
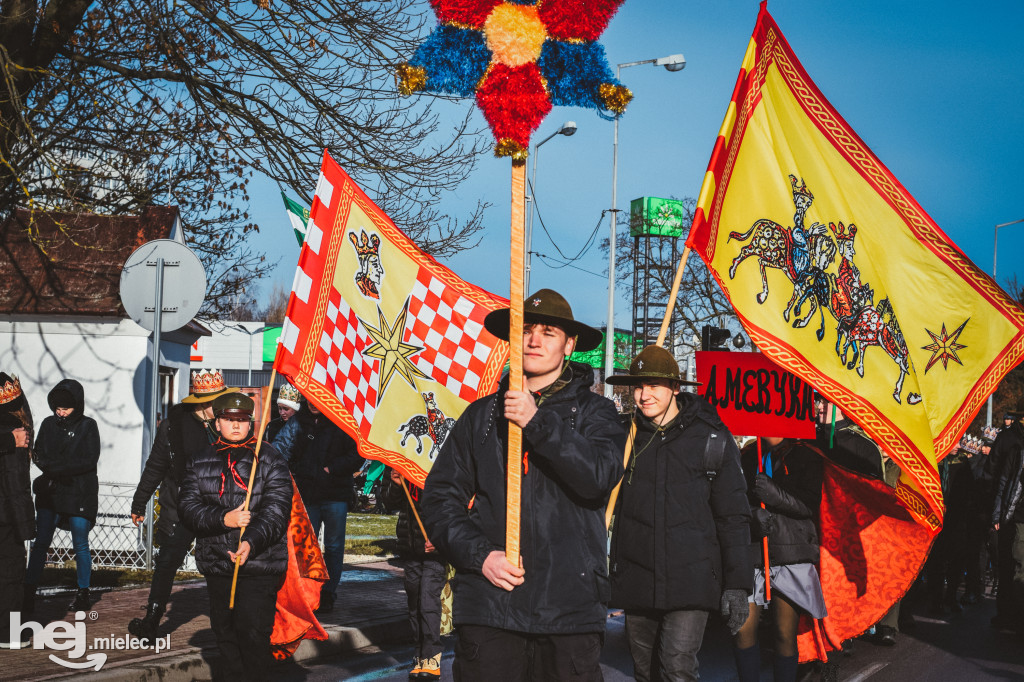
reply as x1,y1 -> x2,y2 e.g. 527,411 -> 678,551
47,378 -> 85,416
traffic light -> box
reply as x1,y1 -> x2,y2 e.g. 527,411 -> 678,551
701,325 -> 732,352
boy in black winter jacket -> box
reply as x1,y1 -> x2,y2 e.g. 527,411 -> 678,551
383,468 -> 447,679
179,392 -> 291,681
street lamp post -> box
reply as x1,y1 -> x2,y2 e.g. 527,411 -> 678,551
987,217 -> 1024,424
526,121 -> 577,294
604,53 -> 686,397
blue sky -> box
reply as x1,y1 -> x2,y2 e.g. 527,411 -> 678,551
247,1 -> 1024,330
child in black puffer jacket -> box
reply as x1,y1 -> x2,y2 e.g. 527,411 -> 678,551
179,393 -> 291,681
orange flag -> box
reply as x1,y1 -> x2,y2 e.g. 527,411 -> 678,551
687,3 -> 1024,528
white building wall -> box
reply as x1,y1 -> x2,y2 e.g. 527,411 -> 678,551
0,317 -> 195,486
191,320 -> 266,372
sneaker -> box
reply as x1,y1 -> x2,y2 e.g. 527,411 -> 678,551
69,588 -> 91,612
313,591 -> 335,615
413,654 -> 441,679
874,625 -> 897,646
408,658 -> 423,680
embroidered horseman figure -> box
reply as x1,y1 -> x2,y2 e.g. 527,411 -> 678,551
397,393 -> 457,461
727,175 -> 822,304
349,229 -> 384,299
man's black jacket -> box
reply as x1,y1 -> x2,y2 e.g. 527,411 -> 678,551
0,394 -> 34,541
741,438 -> 822,568
991,421 -> 1024,525
179,437 -> 291,577
610,392 -> 751,611
132,403 -> 217,537
273,406 -> 362,505
422,361 -> 625,635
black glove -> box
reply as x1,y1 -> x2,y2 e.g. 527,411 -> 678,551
720,589 -> 750,636
753,473 -> 813,518
753,507 -> 774,538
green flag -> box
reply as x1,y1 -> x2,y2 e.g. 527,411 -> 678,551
282,192 -> 310,245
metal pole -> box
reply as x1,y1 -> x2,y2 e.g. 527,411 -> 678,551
247,328 -> 253,387
604,67 -> 621,398
988,217 -> 1024,425
526,143 -> 539,295
145,257 -> 164,570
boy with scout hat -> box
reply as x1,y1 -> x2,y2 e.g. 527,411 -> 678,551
607,345 -> 751,682
129,369 -> 239,642
423,289 -> 626,681
179,391 -> 292,679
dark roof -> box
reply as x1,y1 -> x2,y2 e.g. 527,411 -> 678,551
0,205 -> 179,316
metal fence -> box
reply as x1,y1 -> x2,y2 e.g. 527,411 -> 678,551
33,482 -> 197,573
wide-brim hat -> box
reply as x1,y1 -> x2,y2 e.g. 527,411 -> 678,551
605,345 -> 700,386
483,289 -> 603,353
182,368 -> 240,404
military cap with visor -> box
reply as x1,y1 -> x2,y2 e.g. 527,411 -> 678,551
214,392 -> 255,419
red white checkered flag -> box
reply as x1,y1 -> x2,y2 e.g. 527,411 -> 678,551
275,151 -> 509,487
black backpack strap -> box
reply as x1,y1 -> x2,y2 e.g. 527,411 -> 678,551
702,430 -> 727,482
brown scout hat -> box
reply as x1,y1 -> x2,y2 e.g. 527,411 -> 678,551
483,289 -> 604,353
605,345 -> 700,387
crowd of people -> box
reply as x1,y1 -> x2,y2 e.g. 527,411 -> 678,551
0,287 -> 1022,681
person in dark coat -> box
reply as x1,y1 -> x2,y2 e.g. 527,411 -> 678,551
128,369 -> 239,642
265,383 -> 301,444
990,401 -> 1024,634
734,437 -> 826,682
273,399 -> 363,612
179,392 -> 291,681
0,373 -> 34,648
382,468 -> 448,679
422,289 -> 626,682
23,379 -> 100,613
606,345 -> 751,682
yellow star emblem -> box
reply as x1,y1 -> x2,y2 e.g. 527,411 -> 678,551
362,299 -> 430,397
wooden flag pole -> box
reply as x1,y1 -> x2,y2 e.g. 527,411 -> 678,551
606,246 -> 692,530
656,245 -> 691,347
506,159 -> 526,565
229,367 -> 277,609
605,421 -> 636,529
400,478 -> 430,543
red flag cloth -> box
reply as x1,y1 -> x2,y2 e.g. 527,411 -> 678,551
270,481 -> 329,659
795,461 -> 935,662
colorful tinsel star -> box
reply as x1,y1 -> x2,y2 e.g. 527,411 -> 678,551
397,0 -> 632,160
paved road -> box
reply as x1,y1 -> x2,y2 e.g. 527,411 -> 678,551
277,593 -> 1024,682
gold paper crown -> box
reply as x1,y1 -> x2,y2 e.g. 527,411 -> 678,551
789,174 -> 814,202
829,221 -> 857,241
278,384 -> 301,404
348,230 -> 381,258
190,369 -> 227,396
0,375 -> 23,405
